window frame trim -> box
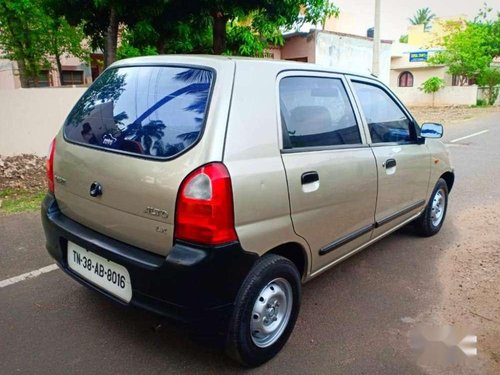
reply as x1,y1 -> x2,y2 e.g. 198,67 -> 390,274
345,75 -> 421,146
62,64 -> 217,162
62,70 -> 84,85
276,70 -> 369,153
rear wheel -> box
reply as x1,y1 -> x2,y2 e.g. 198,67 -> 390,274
226,254 -> 301,367
415,178 -> 448,237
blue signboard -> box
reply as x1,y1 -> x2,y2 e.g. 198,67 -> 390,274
409,51 -> 428,62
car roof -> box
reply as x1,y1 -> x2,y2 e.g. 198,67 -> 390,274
110,54 -> 376,80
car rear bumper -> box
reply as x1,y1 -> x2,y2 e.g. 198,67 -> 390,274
41,194 -> 257,330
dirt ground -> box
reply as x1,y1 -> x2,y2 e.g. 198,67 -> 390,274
438,204 -> 500,373
409,106 -> 500,126
409,204 -> 500,375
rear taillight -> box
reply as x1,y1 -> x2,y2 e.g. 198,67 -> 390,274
47,138 -> 56,193
175,163 -> 237,246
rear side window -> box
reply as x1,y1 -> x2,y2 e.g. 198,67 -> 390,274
64,66 -> 214,159
352,81 -> 412,143
279,76 -> 361,149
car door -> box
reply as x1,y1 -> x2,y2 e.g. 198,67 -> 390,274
278,72 -> 378,274
348,77 -> 431,237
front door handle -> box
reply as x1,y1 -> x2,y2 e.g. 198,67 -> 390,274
383,159 -> 397,169
301,171 -> 319,184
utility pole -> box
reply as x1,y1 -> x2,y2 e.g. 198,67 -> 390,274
372,0 -> 381,77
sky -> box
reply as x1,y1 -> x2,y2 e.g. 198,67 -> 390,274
332,0 -> 500,40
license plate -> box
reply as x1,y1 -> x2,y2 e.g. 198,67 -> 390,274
67,242 -> 132,303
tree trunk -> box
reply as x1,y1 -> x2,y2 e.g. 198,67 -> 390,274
157,39 -> 166,54
55,54 -> 63,86
103,7 -> 119,67
212,11 -> 228,55
17,59 -> 29,88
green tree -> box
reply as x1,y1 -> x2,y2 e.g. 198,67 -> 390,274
0,0 -> 50,86
0,0 -> 89,87
117,0 -> 339,58
116,7 -> 213,55
116,28 -> 158,59
429,22 -> 495,81
420,76 -> 445,107
45,0 -> 148,67
170,0 -> 339,55
409,7 -> 436,30
477,67 -> 500,105
44,14 -> 90,85
306,0 -> 340,29
429,9 -> 499,88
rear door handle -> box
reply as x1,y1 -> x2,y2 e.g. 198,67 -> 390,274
301,171 -> 319,184
383,159 -> 396,169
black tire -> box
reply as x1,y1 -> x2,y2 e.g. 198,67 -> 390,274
225,254 -> 301,367
415,178 -> 449,237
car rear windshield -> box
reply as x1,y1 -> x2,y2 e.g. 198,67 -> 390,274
64,66 -> 214,159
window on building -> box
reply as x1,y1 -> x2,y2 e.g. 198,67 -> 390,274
27,70 -> 50,87
62,70 -> 84,85
285,57 -> 308,62
279,76 -> 361,148
398,71 -> 414,87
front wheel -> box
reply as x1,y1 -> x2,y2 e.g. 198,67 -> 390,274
415,178 -> 449,237
225,254 -> 301,367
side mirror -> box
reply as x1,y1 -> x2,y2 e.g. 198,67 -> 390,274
420,122 -> 444,139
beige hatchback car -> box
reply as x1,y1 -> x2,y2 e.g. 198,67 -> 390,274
42,55 -> 454,366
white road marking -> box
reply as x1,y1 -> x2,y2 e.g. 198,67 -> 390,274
450,129 -> 489,143
0,264 -> 58,288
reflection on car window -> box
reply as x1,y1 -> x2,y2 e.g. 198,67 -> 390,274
279,77 -> 361,148
64,66 -> 213,158
352,82 -> 412,143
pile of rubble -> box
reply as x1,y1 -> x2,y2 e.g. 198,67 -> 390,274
0,154 -> 47,193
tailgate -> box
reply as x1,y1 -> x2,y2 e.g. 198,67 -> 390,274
52,61 -> 233,256
54,141 -> 187,256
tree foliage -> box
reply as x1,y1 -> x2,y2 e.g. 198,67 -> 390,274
428,8 -> 499,93
3,0 -> 340,83
45,0 -> 149,67
75,0 -> 339,65
420,76 -> 445,94
116,28 -> 158,60
420,76 -> 444,107
0,0 -> 89,86
409,7 -> 436,30
44,11 -> 90,85
477,67 -> 500,105
122,0 -> 339,56
429,21 -> 497,79
0,0 -> 49,86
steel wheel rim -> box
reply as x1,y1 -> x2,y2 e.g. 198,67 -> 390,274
431,188 -> 446,227
250,277 -> 293,348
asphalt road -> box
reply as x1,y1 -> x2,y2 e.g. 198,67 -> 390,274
1,110 -> 499,374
